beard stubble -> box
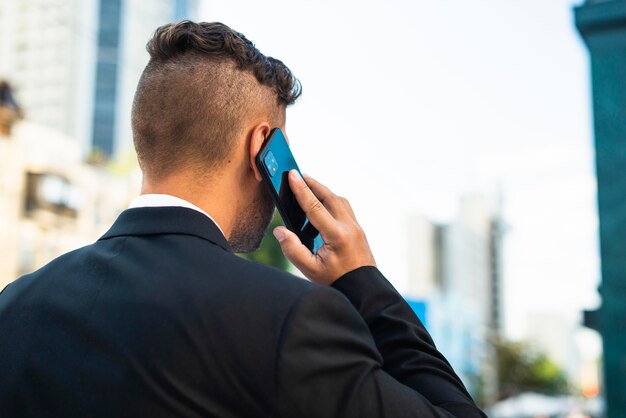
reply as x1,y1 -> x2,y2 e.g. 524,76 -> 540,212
228,183 -> 276,253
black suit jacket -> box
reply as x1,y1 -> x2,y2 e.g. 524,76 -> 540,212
0,207 -> 486,417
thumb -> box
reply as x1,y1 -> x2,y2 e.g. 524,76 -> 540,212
273,226 -> 316,273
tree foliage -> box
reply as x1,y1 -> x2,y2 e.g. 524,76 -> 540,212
496,338 -> 570,400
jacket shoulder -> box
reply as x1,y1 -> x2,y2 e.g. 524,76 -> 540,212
217,251 -> 316,297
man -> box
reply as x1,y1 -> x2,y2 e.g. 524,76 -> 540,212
0,21 -> 486,417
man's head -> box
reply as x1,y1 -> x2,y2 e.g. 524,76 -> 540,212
132,21 -> 301,252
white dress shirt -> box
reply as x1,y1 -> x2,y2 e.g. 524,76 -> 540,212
128,194 -> 225,236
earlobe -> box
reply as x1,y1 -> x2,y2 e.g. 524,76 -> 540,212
249,122 -> 271,182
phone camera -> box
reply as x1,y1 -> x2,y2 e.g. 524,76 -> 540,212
264,151 -> 279,177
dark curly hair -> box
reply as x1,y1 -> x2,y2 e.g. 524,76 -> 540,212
132,21 -> 301,180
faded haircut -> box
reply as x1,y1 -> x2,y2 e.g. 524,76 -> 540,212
131,21 -> 302,180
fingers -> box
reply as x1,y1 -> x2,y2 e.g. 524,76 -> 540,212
273,226 -> 316,274
275,172 -> 376,286
301,174 -> 333,204
288,170 -> 336,234
303,174 -> 355,221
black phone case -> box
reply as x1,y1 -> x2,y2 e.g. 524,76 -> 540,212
255,128 -> 323,253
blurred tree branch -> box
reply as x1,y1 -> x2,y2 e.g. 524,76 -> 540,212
496,338 -> 570,400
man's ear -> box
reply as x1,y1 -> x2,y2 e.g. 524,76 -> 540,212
248,122 -> 271,182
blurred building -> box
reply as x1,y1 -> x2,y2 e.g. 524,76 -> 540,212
0,120 -> 140,291
525,313 -> 581,384
406,195 -> 505,404
0,0 -> 197,160
525,312 -> 601,399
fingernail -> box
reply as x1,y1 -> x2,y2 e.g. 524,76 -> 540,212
290,170 -> 303,182
273,228 -> 286,242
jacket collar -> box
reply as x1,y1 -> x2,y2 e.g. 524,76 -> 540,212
99,207 -> 232,253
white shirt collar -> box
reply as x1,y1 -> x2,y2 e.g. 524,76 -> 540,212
128,194 -> 225,236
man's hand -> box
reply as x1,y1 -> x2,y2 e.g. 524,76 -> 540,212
272,170 -> 376,286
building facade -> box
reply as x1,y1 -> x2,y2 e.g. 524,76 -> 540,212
0,0 -> 197,160
406,196 -> 505,404
0,0 -> 97,149
0,121 -> 139,291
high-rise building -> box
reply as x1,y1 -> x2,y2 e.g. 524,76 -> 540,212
0,0 -> 97,148
525,312 -> 581,383
0,0 -> 197,159
406,195 -> 505,404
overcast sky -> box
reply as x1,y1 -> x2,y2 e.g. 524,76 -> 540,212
200,0 -> 601,347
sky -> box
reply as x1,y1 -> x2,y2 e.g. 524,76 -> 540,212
200,0 -> 601,347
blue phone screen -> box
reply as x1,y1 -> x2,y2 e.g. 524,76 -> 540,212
259,129 -> 324,254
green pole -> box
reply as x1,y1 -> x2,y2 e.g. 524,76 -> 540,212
575,1 -> 626,416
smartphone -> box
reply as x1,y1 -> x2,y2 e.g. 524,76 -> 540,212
256,128 -> 324,254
